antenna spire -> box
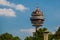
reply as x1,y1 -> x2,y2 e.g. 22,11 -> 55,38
35,0 -> 39,8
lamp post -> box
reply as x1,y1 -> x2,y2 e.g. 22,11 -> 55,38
44,30 -> 49,40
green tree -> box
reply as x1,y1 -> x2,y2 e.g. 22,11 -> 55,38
54,27 -> 60,40
48,32 -> 54,40
43,27 -> 47,32
24,36 -> 32,40
13,36 -> 20,40
0,33 -> 21,40
33,28 -> 44,40
25,28 -> 54,40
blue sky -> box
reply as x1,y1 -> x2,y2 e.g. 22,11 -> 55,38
0,0 -> 60,40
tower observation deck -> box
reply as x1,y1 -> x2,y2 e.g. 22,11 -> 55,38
30,7 -> 44,31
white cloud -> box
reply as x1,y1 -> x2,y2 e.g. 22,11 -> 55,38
0,0 -> 14,7
51,31 -> 55,34
16,4 -> 28,12
20,28 -> 35,36
20,28 -> 35,33
0,8 -> 16,17
0,0 -> 28,12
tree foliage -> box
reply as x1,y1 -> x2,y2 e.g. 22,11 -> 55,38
48,33 -> 54,40
54,27 -> 60,40
1,27 -> 60,40
24,36 -> 33,40
0,33 -> 20,40
24,28 -> 56,40
33,28 -> 44,40
25,28 -> 51,40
